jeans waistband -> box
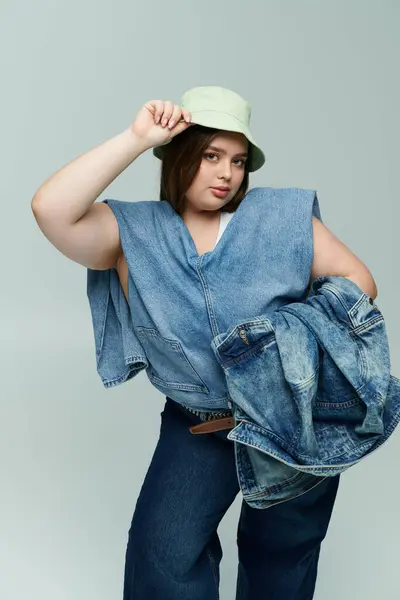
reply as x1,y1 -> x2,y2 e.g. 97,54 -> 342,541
180,404 -> 233,421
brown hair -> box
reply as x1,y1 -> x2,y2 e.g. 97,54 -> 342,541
158,125 -> 251,215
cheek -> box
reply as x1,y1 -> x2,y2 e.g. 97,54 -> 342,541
198,160 -> 211,175
235,170 -> 245,187
193,163 -> 210,185
185,167 -> 206,198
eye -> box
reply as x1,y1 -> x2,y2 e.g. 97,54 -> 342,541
204,153 -> 246,167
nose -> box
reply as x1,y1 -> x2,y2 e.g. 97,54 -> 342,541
218,159 -> 232,181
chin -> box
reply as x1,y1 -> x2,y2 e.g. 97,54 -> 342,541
199,198 -> 223,210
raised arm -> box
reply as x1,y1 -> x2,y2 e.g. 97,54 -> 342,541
31,99 -> 193,270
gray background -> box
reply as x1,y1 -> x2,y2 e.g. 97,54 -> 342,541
1,1 -> 399,598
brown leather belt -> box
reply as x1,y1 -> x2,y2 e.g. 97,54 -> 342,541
182,405 -> 235,435
190,416 -> 235,434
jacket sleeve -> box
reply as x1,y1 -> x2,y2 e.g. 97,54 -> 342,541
86,199 -> 149,388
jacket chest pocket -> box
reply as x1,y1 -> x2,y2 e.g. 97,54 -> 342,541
135,327 -> 209,393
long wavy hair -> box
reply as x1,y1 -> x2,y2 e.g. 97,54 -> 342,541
158,125 -> 251,216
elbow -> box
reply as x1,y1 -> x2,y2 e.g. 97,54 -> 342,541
343,270 -> 378,300
31,194 -> 47,219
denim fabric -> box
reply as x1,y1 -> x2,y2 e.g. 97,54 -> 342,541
209,275 -> 400,508
123,395 -> 340,600
86,186 -> 321,411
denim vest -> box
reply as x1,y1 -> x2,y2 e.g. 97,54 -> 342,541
210,275 -> 400,508
86,186 -> 322,411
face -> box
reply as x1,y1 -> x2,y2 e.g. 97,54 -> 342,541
182,131 -> 249,217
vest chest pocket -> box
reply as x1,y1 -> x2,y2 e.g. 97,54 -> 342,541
135,326 -> 209,393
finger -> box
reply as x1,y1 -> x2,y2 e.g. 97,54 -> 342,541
160,100 -> 174,127
170,119 -> 195,137
168,104 -> 183,129
181,108 -> 192,124
148,100 -> 163,124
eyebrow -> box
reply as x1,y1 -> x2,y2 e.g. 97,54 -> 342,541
207,145 -> 248,158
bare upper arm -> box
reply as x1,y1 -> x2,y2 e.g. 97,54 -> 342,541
310,216 -> 376,289
32,201 -> 122,270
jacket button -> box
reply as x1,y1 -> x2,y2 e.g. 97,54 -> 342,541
239,329 -> 249,344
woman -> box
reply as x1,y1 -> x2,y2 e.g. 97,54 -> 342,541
31,85 -> 377,599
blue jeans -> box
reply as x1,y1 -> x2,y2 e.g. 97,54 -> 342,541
123,396 -> 340,599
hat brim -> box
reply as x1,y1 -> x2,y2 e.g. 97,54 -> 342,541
153,110 -> 265,172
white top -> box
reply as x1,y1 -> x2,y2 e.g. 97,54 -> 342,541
214,211 -> 234,248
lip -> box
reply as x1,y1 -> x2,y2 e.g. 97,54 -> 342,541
210,187 -> 230,198
210,186 -> 231,191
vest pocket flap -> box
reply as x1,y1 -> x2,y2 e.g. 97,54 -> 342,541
135,326 -> 209,393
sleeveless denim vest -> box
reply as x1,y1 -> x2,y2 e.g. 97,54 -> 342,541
86,186 -> 322,411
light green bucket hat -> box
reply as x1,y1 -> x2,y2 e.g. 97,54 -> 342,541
152,85 -> 266,172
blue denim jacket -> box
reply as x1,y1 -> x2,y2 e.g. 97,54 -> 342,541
210,275 -> 400,508
86,186 -> 321,411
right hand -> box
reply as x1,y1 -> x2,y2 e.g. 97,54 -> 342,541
129,100 -> 194,149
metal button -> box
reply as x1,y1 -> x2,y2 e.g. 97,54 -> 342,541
239,329 -> 249,344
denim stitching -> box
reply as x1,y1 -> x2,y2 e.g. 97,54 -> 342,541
206,545 -> 220,599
